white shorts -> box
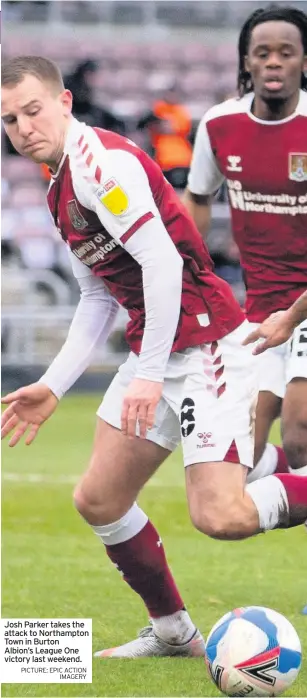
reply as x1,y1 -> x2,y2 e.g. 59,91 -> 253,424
97,320 -> 258,468
249,320 -> 307,399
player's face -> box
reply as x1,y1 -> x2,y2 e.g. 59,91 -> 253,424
1,74 -> 72,166
245,20 -> 307,104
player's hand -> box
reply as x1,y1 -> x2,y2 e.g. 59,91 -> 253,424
242,311 -> 295,355
121,378 -> 163,439
1,383 -> 59,447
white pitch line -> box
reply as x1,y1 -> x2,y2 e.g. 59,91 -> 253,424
2,472 -> 78,484
2,472 -> 183,487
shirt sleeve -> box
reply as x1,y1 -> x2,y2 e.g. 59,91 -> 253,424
70,135 -> 160,244
124,217 -> 183,382
188,114 -> 225,196
39,250 -> 119,398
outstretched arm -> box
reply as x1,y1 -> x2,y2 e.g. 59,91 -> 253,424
1,268 -> 119,446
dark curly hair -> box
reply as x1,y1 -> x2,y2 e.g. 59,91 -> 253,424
237,4 -> 307,97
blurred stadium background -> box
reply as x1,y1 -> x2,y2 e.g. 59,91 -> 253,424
4,0 -> 307,392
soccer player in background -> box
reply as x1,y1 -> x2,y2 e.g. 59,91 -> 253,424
1,56 -> 307,658
183,5 -> 307,482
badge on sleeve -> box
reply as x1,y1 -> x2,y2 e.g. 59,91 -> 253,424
97,178 -> 129,215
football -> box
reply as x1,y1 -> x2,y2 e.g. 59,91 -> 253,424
205,606 -> 302,696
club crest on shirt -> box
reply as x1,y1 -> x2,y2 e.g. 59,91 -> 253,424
67,199 -> 88,230
97,178 -> 129,216
289,153 -> 307,182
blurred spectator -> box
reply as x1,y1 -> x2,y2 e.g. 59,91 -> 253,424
40,162 -> 51,184
64,59 -> 127,135
137,82 -> 192,189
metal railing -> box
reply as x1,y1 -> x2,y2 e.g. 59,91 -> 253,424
1,304 -> 129,367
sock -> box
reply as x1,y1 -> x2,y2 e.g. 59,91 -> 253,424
93,506 -> 184,619
275,446 -> 289,474
92,502 -> 148,545
247,444 -> 288,484
247,473 -> 307,530
151,609 -> 196,645
275,473 -> 307,526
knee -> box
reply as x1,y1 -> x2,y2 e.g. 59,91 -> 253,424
73,482 -> 128,525
73,484 -> 92,520
73,484 -> 103,523
190,503 -> 245,541
282,425 -> 307,469
193,515 -> 231,540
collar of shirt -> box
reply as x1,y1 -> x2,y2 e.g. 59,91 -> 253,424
245,89 -> 305,122
49,117 -> 86,180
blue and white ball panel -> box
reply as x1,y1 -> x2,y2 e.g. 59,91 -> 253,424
206,607 -> 247,665
205,606 -> 301,697
246,607 -> 301,653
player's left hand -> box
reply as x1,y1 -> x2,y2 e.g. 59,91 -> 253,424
243,311 -> 295,355
121,378 -> 163,439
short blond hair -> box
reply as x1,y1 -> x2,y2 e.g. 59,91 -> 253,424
2,55 -> 64,93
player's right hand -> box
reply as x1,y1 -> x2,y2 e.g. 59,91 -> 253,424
1,383 -> 58,447
243,310 -> 295,355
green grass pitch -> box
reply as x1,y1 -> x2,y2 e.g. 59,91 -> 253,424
2,394 -> 306,697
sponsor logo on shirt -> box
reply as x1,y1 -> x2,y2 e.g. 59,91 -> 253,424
73,232 -> 120,266
289,153 -> 307,182
227,179 -> 307,215
226,155 -> 242,172
67,199 -> 88,230
97,178 -> 129,216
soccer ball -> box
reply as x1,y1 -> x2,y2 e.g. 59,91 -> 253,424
205,606 -> 302,696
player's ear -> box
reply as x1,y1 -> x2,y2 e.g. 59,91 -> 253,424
244,55 -> 251,74
60,89 -> 73,116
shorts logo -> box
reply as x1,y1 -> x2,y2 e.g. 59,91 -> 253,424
197,431 -> 215,448
289,153 -> 307,182
97,178 -> 129,215
67,199 -> 88,230
180,397 -> 195,437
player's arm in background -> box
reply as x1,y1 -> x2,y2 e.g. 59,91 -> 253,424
289,290 -> 307,323
181,113 -> 225,238
243,291 -> 307,354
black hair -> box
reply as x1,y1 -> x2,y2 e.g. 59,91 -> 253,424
237,4 -> 307,97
